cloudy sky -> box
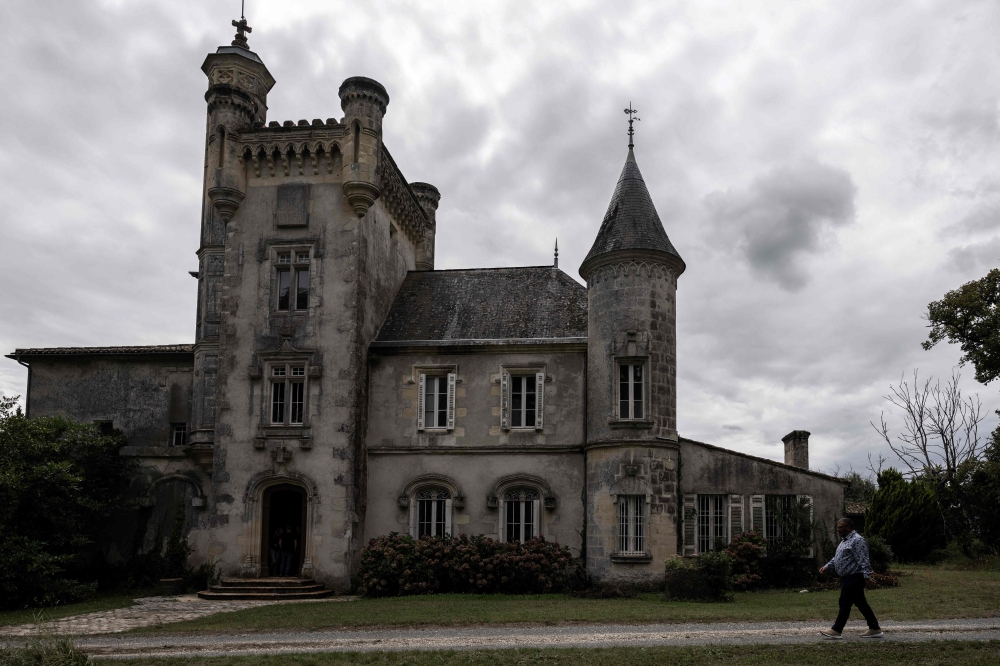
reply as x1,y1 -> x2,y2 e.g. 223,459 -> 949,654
2,0 -> 998,476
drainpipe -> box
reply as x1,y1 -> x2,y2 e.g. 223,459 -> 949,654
15,355 -> 30,419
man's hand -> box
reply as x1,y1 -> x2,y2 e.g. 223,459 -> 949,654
819,566 -> 827,574
865,577 -> 876,590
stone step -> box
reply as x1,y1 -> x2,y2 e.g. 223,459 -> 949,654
197,589 -> 334,601
217,577 -> 317,588
208,584 -> 327,594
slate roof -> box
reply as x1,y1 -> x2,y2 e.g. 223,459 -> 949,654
580,148 -> 684,275
375,267 -> 588,342
6,344 -> 194,359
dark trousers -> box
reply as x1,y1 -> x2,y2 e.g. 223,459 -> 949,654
268,548 -> 281,576
279,552 -> 295,576
833,573 -> 880,632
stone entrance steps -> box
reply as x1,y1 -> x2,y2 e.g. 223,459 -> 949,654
198,577 -> 333,600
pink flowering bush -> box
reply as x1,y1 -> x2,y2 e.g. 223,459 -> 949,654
357,533 -> 586,597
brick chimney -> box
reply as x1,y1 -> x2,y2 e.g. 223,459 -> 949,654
782,430 -> 810,469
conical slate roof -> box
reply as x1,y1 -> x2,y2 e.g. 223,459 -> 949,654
579,148 -> 685,279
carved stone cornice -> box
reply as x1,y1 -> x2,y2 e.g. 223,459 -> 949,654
585,256 -> 681,287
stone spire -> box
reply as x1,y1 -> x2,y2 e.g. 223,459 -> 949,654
578,147 -> 685,280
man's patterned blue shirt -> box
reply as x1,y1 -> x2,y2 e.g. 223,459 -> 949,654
825,530 -> 873,579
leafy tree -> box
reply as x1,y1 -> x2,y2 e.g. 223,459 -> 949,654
924,268 -> 1000,385
866,469 -> 945,562
0,395 -> 135,609
842,470 -> 876,504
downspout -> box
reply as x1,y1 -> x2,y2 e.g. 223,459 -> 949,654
581,348 -> 588,564
15,355 -> 30,419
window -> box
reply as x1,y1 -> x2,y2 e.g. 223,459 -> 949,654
511,375 -> 536,427
417,373 -> 456,431
764,495 -> 796,551
618,362 -> 644,419
504,488 -> 539,542
270,364 -> 306,425
276,251 -> 309,311
94,420 -> 114,436
618,495 -> 646,553
697,495 -> 727,554
170,423 -> 187,447
416,487 -> 451,538
501,371 -> 544,431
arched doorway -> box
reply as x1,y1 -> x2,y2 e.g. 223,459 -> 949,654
260,484 -> 307,578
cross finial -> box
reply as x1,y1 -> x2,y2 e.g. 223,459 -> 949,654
231,12 -> 252,50
553,238 -> 559,268
624,103 -> 640,149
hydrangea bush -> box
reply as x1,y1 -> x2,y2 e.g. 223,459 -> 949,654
357,533 -> 586,597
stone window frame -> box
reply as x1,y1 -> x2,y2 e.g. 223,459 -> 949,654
610,492 -> 653,561
486,474 -> 557,542
169,423 -> 188,447
499,364 -> 546,432
615,357 -> 647,422
413,364 -> 458,433
269,243 -> 315,314
397,474 -> 465,539
267,360 -> 309,427
250,345 -> 322,447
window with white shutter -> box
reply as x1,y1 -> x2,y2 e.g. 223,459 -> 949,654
750,494 -> 765,533
418,374 -> 452,430
728,494 -> 744,541
697,494 -> 727,554
501,369 -> 545,431
682,494 -> 697,556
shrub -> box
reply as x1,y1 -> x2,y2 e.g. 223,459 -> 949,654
868,469 -> 945,562
0,396 -> 134,610
724,531 -> 766,591
664,551 -> 733,601
0,630 -> 88,666
357,533 -> 586,598
866,535 -> 894,574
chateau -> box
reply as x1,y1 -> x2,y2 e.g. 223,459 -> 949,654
6,20 -> 846,592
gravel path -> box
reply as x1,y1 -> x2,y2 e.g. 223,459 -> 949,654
39,618 -> 1000,658
0,595 -> 355,638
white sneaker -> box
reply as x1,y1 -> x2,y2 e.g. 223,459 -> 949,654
820,629 -> 843,639
860,629 -> 884,638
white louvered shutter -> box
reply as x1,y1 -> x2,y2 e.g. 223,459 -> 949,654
751,495 -> 765,533
682,494 -> 697,556
535,372 -> 545,431
446,373 -> 457,430
501,372 -> 511,430
729,494 -> 744,543
445,499 -> 453,536
416,373 -> 426,431
798,494 -> 814,558
409,500 -> 417,537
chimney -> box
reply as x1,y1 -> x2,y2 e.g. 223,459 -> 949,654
782,430 -> 810,469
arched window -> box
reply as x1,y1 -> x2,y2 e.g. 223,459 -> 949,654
413,486 -> 452,538
503,487 -> 540,543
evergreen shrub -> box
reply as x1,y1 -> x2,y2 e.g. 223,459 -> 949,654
663,551 -> 733,601
867,469 -> 945,562
357,533 -> 586,597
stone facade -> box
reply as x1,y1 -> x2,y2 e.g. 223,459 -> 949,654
6,22 -> 848,591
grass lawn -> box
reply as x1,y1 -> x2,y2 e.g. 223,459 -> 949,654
0,593 -> 143,628
96,641 -> 1000,665
141,566 -> 1000,634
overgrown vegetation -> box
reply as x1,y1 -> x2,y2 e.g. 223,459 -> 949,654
0,395 -> 135,610
0,396 -> 213,612
358,533 -> 586,597
664,550 -> 733,601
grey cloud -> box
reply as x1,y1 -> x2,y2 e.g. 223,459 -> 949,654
948,237 -> 1000,272
704,161 -> 856,291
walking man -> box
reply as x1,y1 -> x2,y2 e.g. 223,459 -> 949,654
819,518 -> 883,638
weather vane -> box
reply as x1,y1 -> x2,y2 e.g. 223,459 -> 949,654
624,104 -> 639,149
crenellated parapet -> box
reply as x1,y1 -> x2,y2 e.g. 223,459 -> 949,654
377,146 -> 430,245
239,122 -> 347,177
